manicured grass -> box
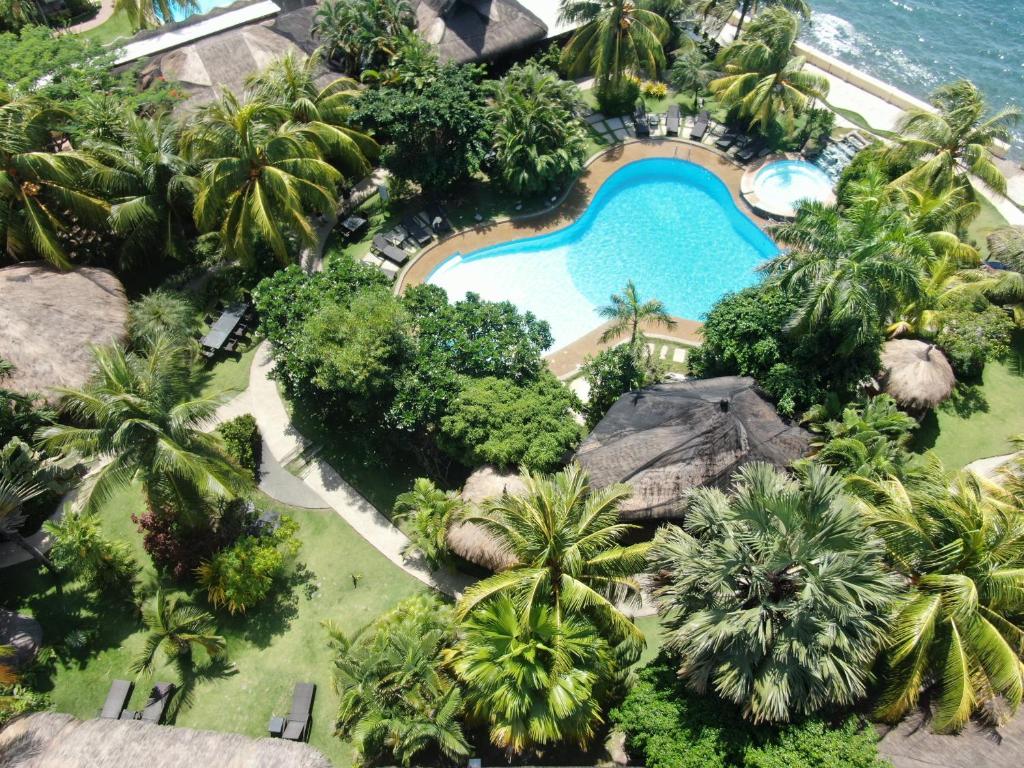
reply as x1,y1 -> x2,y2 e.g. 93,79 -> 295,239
913,332 -> 1024,468
635,614 -> 665,667
196,343 -> 257,401
77,9 -> 134,45
966,193 -> 1009,258
4,485 -> 427,767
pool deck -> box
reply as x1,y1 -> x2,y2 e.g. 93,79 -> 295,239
397,139 -> 767,378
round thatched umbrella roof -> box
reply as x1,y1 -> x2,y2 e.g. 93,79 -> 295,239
880,339 -> 956,412
0,609 -> 42,667
0,262 -> 128,400
446,466 -> 526,572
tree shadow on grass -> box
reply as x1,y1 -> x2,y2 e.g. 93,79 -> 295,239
939,383 -> 989,419
166,654 -> 239,724
218,563 -> 313,649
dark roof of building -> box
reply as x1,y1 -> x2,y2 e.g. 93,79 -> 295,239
414,0 -> 547,62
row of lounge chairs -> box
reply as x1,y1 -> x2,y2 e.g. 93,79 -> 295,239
100,679 -> 175,724
361,204 -> 454,280
627,104 -> 770,164
714,131 -> 770,163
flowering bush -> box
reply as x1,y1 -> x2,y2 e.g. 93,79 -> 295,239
642,80 -> 668,99
133,499 -> 250,581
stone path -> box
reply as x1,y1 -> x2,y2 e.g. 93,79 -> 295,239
66,0 -> 115,33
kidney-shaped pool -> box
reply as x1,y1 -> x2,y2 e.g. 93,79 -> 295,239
426,158 -> 778,351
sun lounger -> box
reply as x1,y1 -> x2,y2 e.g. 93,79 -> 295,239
140,683 -> 175,724
736,138 -> 765,163
715,132 -> 738,150
402,216 -> 432,247
383,225 -> 408,247
425,203 -> 452,235
665,104 -> 680,136
372,234 -> 408,266
282,682 -> 315,742
689,110 -> 710,141
633,105 -> 650,137
101,679 -> 134,719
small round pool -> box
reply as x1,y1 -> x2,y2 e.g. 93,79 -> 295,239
750,160 -> 834,218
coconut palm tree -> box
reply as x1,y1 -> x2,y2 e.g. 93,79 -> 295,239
450,596 -> 612,756
885,79 -> 1021,195
37,335 -> 249,517
0,91 -> 108,270
244,49 -> 377,177
183,93 -> 340,266
689,0 -> 810,38
852,454 -> 1024,732
132,589 -> 226,676
710,8 -> 828,133
652,461 -> 900,724
85,112 -> 198,267
598,279 -> 677,345
558,0 -> 671,89
668,39 -> 718,102
113,0 -> 198,31
393,477 -> 462,570
456,464 -> 649,653
0,476 -> 56,574
312,0 -> 414,74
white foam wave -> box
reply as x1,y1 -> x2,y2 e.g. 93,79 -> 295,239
806,13 -> 868,58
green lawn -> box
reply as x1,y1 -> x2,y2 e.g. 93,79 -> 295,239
196,343 -> 257,401
4,485 -> 427,767
966,193 -> 1009,258
77,9 -> 134,45
634,614 -> 665,667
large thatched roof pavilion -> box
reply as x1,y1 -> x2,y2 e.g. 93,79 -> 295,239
415,0 -> 548,63
574,377 -> 812,519
446,465 -> 524,571
879,339 -> 956,413
0,262 -> 128,401
0,713 -> 333,767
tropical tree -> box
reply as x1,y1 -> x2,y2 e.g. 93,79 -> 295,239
668,39 -> 718,101
132,589 -> 226,676
457,464 -> 649,653
885,79 -> 1020,195
710,8 -> 828,133
559,0 -> 671,89
0,91 -> 108,270
85,112 -> 198,266
37,336 -> 250,516
183,93 -> 340,265
598,279 -> 677,345
0,476 -> 54,573
689,0 -> 810,38
0,0 -> 42,31
853,455 -> 1024,732
450,596 -> 612,756
128,290 -> 201,349
312,0 -> 414,74
244,49 -> 377,176
44,510 -> 139,593
988,226 -> 1024,272
487,62 -> 588,195
113,0 -> 198,31
392,477 -> 462,570
652,462 -> 900,724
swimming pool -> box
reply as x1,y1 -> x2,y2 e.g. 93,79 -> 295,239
751,160 -> 835,217
427,158 -> 778,352
163,0 -> 237,22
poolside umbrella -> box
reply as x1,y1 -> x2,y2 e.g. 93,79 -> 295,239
879,339 -> 956,413
0,262 -> 128,402
445,465 -> 525,572
574,377 -> 812,519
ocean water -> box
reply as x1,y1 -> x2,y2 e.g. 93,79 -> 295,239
427,159 -> 777,351
802,1 -> 1024,158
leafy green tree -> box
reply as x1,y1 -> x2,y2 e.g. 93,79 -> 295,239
885,79 -> 1021,194
598,279 -> 677,345
438,374 -> 582,472
44,511 -> 139,594
84,112 -> 198,266
451,596 -> 612,756
580,342 -> 665,428
184,93 -> 340,265
393,478 -> 462,569
328,594 -> 469,767
487,63 -> 588,195
458,464 -> 650,653
113,0 -> 198,31
128,290 -> 200,350
350,63 -> 487,189
215,413 -> 261,482
854,455 -> 1024,732
0,0 -> 41,31
132,589 -> 226,676
935,298 -> 1016,378
710,8 -> 828,134
0,91 -> 107,269
312,0 -> 414,74
652,462 -> 900,723
559,0 -> 671,91
0,362 -> 54,455
38,336 -> 250,516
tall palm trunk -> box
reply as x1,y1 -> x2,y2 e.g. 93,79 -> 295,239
734,0 -> 753,38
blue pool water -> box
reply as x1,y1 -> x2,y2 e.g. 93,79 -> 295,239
753,160 -> 834,212
165,0 -> 236,22
427,159 -> 778,351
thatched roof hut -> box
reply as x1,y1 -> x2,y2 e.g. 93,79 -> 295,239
0,610 -> 42,668
446,465 -> 525,571
0,712 -> 333,768
415,0 -> 548,63
574,377 -> 812,519
879,339 -> 956,412
0,262 -> 128,400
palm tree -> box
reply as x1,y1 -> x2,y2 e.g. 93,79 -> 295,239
113,0 -> 198,31
988,226 -> 1024,272
128,290 -> 201,349
558,0 -> 671,90
652,462 -> 900,724
853,454 -> 1024,732
885,79 -> 1021,195
0,0 -> 43,30
710,8 -> 828,133
0,91 -> 108,270
133,589 -> 226,676
244,49 -> 377,177
312,0 -> 414,74
690,0 -> 810,38
392,477 -> 462,570
598,280 -> 677,345
85,112 -> 198,267
183,93 -> 341,266
37,336 -> 249,517
450,596 -> 611,756
668,39 -> 718,102
457,464 -> 649,653
0,476 -> 56,574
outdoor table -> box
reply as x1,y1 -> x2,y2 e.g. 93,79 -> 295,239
268,715 -> 285,738
200,302 -> 246,352
339,215 -> 367,238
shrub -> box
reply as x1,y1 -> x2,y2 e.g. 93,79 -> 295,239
935,302 -> 1014,379
580,343 -> 665,428
596,77 -> 640,116
642,80 -> 669,99
217,414 -> 261,481
393,478 -> 462,570
197,517 -> 300,614
44,512 -> 139,595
